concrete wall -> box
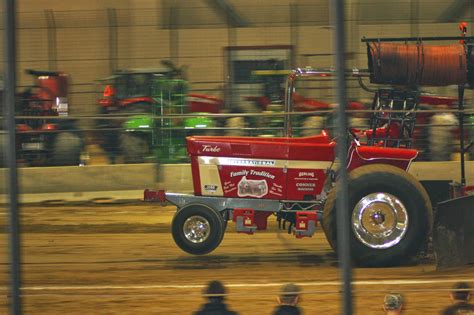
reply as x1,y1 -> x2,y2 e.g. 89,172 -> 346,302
0,164 -> 158,194
1,161 -> 473,195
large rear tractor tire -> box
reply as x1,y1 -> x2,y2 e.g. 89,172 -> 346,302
172,204 -> 225,255
322,164 -> 432,267
119,132 -> 149,164
50,132 -> 83,166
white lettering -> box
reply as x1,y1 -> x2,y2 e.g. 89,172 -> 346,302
202,145 -> 221,153
249,170 -> 276,179
230,170 -> 249,177
296,183 -> 316,187
220,158 -> 276,167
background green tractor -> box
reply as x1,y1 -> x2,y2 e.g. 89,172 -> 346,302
97,62 -> 219,164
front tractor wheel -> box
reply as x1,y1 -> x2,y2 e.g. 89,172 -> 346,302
322,164 -> 432,267
172,204 -> 225,255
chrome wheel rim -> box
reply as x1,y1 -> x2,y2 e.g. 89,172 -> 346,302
183,215 -> 211,243
352,192 -> 408,249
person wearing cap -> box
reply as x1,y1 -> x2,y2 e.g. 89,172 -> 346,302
272,283 -> 302,315
383,293 -> 404,314
441,282 -> 474,315
193,280 -> 238,315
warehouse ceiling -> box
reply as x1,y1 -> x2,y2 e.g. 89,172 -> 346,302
159,0 -> 473,28
7,0 -> 473,30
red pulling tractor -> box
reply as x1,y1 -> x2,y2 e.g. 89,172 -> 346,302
145,34 -> 474,267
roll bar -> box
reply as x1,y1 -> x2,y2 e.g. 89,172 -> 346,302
283,67 -> 370,137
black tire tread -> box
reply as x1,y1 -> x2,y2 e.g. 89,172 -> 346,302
120,133 -> 149,164
50,132 -> 83,166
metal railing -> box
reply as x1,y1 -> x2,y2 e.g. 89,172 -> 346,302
1,109 -> 473,167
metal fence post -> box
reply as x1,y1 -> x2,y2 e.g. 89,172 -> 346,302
4,0 -> 22,313
332,0 -> 353,314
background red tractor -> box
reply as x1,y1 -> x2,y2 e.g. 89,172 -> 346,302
0,69 -> 83,167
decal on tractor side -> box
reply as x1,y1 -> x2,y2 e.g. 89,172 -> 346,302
287,168 -> 327,198
196,155 -> 331,199
220,157 -> 276,167
237,177 -> 268,198
220,166 -> 283,199
204,184 -> 218,192
201,145 -> 221,153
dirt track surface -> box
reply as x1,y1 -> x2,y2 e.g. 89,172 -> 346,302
0,203 -> 472,314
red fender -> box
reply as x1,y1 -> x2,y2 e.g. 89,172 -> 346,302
348,145 -> 418,171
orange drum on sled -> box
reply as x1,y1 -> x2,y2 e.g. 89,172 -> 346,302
367,42 -> 468,86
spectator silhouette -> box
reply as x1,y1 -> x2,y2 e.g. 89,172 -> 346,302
193,280 -> 238,315
383,293 -> 404,314
441,282 -> 474,315
272,283 -> 302,315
